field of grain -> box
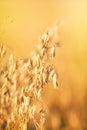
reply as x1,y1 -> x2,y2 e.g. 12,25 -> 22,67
0,0 -> 87,130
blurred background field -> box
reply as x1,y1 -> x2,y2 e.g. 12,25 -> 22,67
0,0 -> 87,130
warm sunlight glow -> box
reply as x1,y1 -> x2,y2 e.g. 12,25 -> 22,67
0,0 -> 87,130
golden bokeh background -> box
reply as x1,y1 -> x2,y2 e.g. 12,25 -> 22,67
0,0 -> 87,129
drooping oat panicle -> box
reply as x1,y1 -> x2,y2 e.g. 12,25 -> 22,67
0,22 -> 60,130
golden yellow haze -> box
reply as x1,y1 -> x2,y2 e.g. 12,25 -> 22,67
0,0 -> 87,104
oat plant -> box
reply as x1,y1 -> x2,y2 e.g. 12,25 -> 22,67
0,22 -> 60,130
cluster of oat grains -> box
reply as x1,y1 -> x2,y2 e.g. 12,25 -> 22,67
0,22 -> 60,130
